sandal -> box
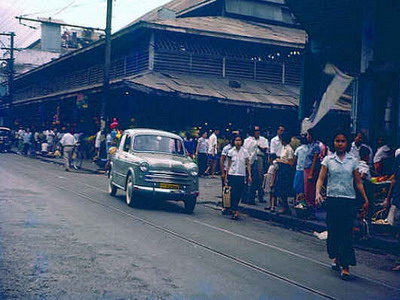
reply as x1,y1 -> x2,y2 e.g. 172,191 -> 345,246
340,269 -> 351,281
231,211 -> 239,220
331,259 -> 340,271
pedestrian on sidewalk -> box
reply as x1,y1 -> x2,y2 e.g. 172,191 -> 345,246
274,132 -> 295,214
195,131 -> 208,176
206,128 -> 220,178
373,135 -> 392,175
60,128 -> 77,172
270,125 -> 284,160
293,135 -> 308,203
243,126 -> 269,204
349,132 -> 373,163
225,134 -> 252,220
316,129 -> 369,281
184,132 -> 196,159
220,135 -> 234,188
22,128 -> 32,156
304,129 -> 321,216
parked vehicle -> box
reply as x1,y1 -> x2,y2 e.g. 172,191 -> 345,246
108,129 -> 199,213
0,127 -> 12,153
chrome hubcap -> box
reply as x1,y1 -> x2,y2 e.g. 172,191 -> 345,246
108,174 -> 113,193
126,178 -> 132,204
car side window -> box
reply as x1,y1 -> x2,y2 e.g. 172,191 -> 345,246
123,135 -> 132,153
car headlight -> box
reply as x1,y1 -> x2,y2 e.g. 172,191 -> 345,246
139,162 -> 149,172
190,167 -> 198,177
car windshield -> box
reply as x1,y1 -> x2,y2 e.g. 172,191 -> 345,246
133,135 -> 185,155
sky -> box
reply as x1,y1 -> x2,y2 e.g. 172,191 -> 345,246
0,0 -> 171,50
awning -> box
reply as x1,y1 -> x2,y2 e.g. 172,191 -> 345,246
124,71 -> 350,112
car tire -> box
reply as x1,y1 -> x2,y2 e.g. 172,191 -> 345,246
184,197 -> 196,214
108,171 -> 118,196
125,174 -> 136,207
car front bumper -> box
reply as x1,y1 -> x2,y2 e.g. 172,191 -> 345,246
133,185 -> 199,200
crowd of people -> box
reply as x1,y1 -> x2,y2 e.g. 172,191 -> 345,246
189,124 -> 400,277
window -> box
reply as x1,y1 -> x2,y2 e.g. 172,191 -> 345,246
123,135 -> 132,152
133,135 -> 185,155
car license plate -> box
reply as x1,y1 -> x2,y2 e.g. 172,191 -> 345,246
160,183 -> 180,190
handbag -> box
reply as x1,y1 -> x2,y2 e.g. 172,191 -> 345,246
222,185 -> 231,208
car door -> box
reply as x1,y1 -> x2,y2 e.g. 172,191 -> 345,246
119,134 -> 133,187
112,134 -> 127,187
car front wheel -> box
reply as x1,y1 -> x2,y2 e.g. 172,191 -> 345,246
184,197 -> 197,214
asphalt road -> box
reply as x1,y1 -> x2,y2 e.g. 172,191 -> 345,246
0,153 -> 399,299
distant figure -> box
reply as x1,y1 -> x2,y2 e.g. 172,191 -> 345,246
270,126 -> 285,159
373,136 -> 392,175
184,133 -> 196,159
349,132 -> 373,163
293,135 -> 308,202
22,128 -> 32,156
243,126 -> 269,204
60,128 -> 77,172
304,129 -> 320,215
195,131 -> 208,176
273,132 -> 295,214
206,128 -> 220,177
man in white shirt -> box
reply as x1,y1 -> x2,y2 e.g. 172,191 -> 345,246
243,126 -> 269,204
206,128 -> 220,177
349,132 -> 373,163
270,126 -> 285,159
60,129 -> 77,171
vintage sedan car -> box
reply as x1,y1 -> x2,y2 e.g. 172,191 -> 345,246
0,127 -> 12,153
108,129 -> 199,213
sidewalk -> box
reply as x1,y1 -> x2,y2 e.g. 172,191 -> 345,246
198,176 -> 400,256
32,153 -> 400,255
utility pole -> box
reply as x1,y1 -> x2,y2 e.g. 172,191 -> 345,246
100,0 -> 113,131
0,32 -> 15,126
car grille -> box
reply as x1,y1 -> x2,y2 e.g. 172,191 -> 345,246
144,170 -> 192,185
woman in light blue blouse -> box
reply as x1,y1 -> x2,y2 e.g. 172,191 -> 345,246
316,130 -> 369,281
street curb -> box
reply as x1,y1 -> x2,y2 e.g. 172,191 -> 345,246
239,205 -> 327,232
238,204 -> 400,256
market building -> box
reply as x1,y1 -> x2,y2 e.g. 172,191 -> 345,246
0,0 -> 350,134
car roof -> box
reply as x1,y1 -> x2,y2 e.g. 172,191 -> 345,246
123,128 -> 182,140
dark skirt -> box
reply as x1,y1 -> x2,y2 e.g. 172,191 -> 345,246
274,163 -> 294,198
325,197 -> 357,267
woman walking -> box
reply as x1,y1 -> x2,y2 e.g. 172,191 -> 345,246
225,134 -> 252,220
316,130 -> 369,280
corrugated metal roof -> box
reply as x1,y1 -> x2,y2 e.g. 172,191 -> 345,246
126,0 -> 218,26
124,71 -> 350,111
146,16 -> 306,47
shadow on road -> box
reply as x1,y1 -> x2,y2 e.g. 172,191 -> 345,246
114,194 -> 189,215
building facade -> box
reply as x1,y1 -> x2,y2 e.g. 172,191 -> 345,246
1,0 -> 350,134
